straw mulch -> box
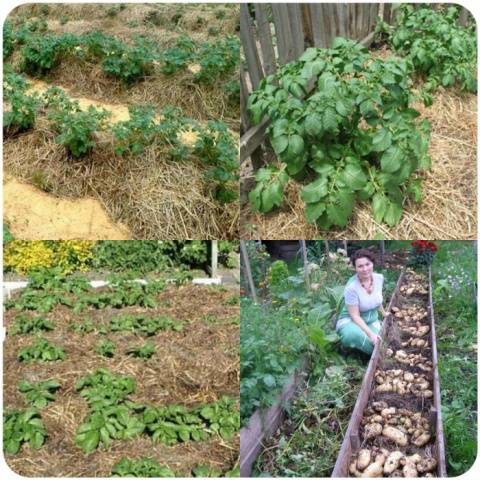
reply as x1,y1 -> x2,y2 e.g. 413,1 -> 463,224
4,121 -> 238,239
4,4 -> 239,239
241,83 -> 476,240
4,283 -> 239,477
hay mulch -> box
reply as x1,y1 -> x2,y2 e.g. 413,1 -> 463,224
240,82 -> 476,240
3,283 -> 239,477
4,96 -> 239,239
4,4 -> 240,239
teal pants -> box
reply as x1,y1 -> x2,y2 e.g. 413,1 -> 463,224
337,318 -> 382,355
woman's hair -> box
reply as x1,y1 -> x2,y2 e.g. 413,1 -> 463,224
351,248 -> 375,267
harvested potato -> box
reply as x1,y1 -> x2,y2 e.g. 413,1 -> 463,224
357,449 -> 372,471
416,457 -> 437,473
383,451 -> 404,475
364,422 -> 383,439
412,432 -> 431,447
382,426 -> 408,446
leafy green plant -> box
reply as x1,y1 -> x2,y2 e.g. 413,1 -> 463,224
68,317 -> 96,334
3,91 -> 40,134
18,338 -> 66,362
249,166 -> 289,213
194,35 -> 240,84
126,342 -> 156,359
20,33 -> 78,76
112,105 -> 159,155
75,406 -> 145,453
224,79 -> 240,106
192,465 -> 221,477
248,37 -> 431,228
3,21 -> 15,59
47,96 -> 110,157
142,396 -> 239,445
18,379 -> 61,408
376,4 -> 476,92
75,368 -> 136,411
9,315 -> 54,335
3,409 -> 47,454
193,120 -> 239,203
101,35 -> 159,84
95,340 -> 116,357
161,35 -> 196,74
111,457 -> 175,477
109,314 -> 183,336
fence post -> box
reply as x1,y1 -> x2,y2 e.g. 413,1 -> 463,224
300,240 -> 310,292
254,3 -> 277,75
240,240 -> 258,303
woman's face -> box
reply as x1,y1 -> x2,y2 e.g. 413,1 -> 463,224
355,257 -> 374,278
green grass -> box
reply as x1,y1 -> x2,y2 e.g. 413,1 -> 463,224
432,241 -> 477,476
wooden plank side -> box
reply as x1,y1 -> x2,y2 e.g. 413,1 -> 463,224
254,3 -> 277,76
332,270 -> 405,477
428,267 -> 448,477
271,3 -> 294,64
240,4 -> 264,90
240,357 -> 309,477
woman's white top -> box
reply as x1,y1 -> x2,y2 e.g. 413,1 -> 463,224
344,272 -> 384,312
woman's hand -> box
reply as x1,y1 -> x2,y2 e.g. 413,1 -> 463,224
369,332 -> 380,346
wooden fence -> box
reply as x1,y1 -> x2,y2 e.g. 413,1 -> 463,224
240,2 -> 472,168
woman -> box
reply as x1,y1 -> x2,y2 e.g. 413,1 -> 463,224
336,249 -> 388,355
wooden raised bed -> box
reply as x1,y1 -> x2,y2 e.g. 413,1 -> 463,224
240,357 -> 309,477
332,267 -> 447,477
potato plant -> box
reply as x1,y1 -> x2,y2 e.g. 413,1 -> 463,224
3,409 -> 47,454
376,4 -> 476,93
18,379 -> 61,408
47,93 -> 111,157
193,120 -> 239,203
111,457 -> 175,477
17,338 -> 66,362
248,37 -> 431,229
9,315 -> 54,335
95,340 -> 116,357
126,342 -> 156,359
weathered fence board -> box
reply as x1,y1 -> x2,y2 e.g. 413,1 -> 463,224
254,3 -> 276,76
240,4 -> 263,90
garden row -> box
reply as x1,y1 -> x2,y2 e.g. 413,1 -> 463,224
339,269 -> 445,477
3,18 -> 240,87
246,5 -> 476,230
4,269 -> 240,476
4,71 -> 239,203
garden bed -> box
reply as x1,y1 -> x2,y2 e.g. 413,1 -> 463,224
332,268 -> 446,477
4,3 -> 240,240
3,274 -> 240,477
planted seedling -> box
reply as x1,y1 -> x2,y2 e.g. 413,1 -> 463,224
9,315 -> 54,335
111,457 -> 175,477
95,340 -> 116,357
3,409 -> 47,454
18,338 -> 66,362
126,342 -> 156,359
18,379 -> 61,408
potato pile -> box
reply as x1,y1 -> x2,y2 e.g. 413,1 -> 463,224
384,350 -> 433,372
374,369 -> 433,398
362,402 -> 432,448
349,271 -> 439,477
349,447 -> 437,477
399,271 -> 428,296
